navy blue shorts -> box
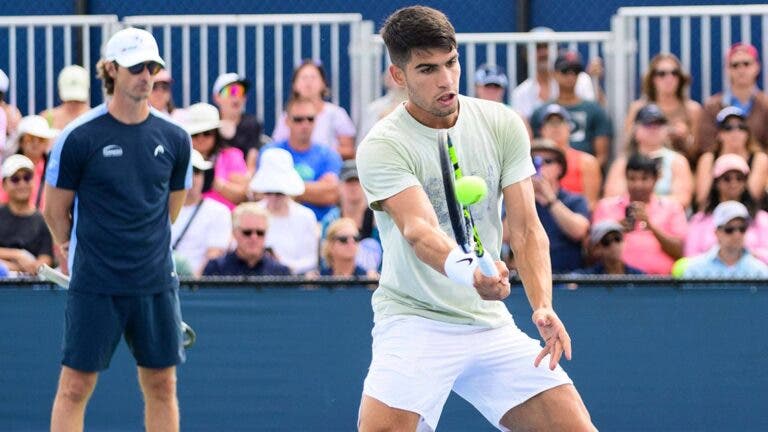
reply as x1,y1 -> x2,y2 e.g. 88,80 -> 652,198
62,289 -> 186,372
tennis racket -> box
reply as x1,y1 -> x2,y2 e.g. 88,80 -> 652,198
437,129 -> 498,277
38,264 -> 197,348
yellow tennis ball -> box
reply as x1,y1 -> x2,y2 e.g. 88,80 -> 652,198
671,257 -> 689,279
455,176 -> 487,205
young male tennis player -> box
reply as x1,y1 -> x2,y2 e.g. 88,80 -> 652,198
44,27 -> 191,431
355,6 -> 595,431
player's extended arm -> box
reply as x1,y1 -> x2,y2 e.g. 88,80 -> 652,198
42,184 -> 75,245
168,190 -> 187,224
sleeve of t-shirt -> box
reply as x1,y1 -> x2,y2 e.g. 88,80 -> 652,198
499,107 -> 536,189
331,104 -> 357,137
46,130 -> 85,190
171,132 -> 192,191
215,147 -> 248,180
271,113 -> 289,142
356,136 -> 421,211
592,105 -> 613,137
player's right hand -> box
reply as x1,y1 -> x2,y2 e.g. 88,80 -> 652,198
473,261 -> 510,300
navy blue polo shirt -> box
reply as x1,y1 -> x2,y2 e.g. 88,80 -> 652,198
202,252 -> 292,276
47,105 -> 192,295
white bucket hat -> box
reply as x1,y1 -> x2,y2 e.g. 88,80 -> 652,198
17,115 -> 58,139
249,148 -> 305,196
183,103 -> 221,136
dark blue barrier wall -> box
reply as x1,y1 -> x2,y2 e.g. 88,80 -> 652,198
1,285 -> 767,431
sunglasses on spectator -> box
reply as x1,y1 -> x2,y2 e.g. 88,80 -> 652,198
7,172 -> 33,184
334,235 -> 360,244
720,122 -> 748,132
240,228 -> 266,237
653,69 -> 680,78
721,224 -> 748,235
729,60 -> 754,69
153,82 -> 171,91
559,68 -> 580,75
718,172 -> 747,183
121,61 -> 163,76
291,115 -> 315,123
192,130 -> 216,138
599,233 -> 623,247
219,84 -> 245,98
536,157 -> 559,165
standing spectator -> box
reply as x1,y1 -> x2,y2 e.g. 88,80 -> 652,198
148,69 -> 175,114
538,104 -> 601,208
0,154 -> 53,275
574,220 -> 644,275
594,153 -> 688,275
686,154 -> 768,263
39,65 -> 91,130
317,217 -> 378,278
530,51 -> 612,167
212,72 -> 263,174
474,64 -> 508,103
171,149 -> 232,276
272,60 -> 356,159
698,43 -> 768,152
202,202 -> 291,276
683,201 -> 768,278
265,97 -> 342,220
694,106 -> 768,208
605,104 -> 693,208
249,147 -> 319,275
624,53 -> 702,166
357,68 -> 407,143
182,102 -> 249,210
0,68 -> 22,139
0,115 -> 58,210
531,139 -> 590,273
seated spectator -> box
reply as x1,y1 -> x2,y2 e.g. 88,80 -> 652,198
212,72 -> 263,174
272,60 -> 356,159
182,102 -> 248,210
531,139 -> 590,273
39,65 -> 91,130
593,153 -> 687,275
317,218 -> 379,278
149,69 -> 175,114
683,201 -> 768,278
265,97 -> 342,220
624,53 -> 702,166
530,51 -> 612,167
0,115 -> 58,210
574,220 -> 644,275
694,107 -> 768,208
697,43 -> 768,155
537,104 -> 601,208
0,68 -> 22,139
202,202 -> 291,276
320,160 -> 382,272
171,149 -> 232,276
357,68 -> 407,143
474,64 -> 508,103
250,148 -> 319,275
0,155 -> 53,275
686,154 -> 768,263
605,104 -> 693,208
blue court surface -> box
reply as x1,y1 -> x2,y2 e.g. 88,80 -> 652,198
1,284 -> 767,431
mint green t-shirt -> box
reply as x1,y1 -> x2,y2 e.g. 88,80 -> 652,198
356,95 -> 535,327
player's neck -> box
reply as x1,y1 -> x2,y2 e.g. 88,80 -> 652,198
107,94 -> 150,125
404,101 -> 458,129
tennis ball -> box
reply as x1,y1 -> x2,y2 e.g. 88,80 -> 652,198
455,176 -> 488,205
671,257 -> 689,279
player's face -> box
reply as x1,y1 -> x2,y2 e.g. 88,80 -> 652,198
113,62 -> 155,103
727,51 -> 760,87
626,169 -> 656,202
392,47 -> 461,129
475,84 -> 505,103
234,213 -> 268,260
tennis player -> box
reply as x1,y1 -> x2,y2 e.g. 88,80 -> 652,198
356,6 -> 594,431
43,28 -> 191,431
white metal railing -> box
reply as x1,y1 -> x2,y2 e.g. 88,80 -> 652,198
0,15 -> 118,115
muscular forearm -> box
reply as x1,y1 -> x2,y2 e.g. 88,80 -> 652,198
509,224 -> 552,310
402,218 -> 456,275
43,213 -> 71,246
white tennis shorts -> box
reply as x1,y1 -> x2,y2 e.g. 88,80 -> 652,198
361,315 -> 573,431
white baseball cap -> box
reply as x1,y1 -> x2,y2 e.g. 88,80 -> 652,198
249,148 -> 305,196
104,27 -> 165,68
0,69 -> 8,93
1,154 -> 35,178
182,103 -> 221,136
17,115 -> 59,139
58,65 -> 90,102
212,72 -> 249,95
713,201 -> 750,228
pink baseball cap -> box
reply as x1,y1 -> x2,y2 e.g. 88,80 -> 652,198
727,42 -> 759,61
713,154 -> 750,178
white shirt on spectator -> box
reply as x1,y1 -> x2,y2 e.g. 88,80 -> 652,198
512,72 -> 595,120
271,101 -> 356,152
171,198 -> 232,275
259,200 -> 319,275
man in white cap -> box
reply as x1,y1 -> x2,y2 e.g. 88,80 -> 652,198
683,200 -> 768,278
574,220 -> 644,275
0,154 -> 53,275
39,65 -> 91,130
43,27 -> 192,431
171,149 -> 232,276
212,72 -> 263,175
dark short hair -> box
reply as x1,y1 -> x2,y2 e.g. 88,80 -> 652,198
625,152 -> 660,177
285,96 -> 314,115
380,6 -> 457,68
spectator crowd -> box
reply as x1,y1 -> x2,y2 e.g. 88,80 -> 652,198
2,36 -> 768,280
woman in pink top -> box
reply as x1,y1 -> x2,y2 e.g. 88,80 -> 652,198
182,103 -> 248,210
686,153 -> 768,263
271,60 -> 356,159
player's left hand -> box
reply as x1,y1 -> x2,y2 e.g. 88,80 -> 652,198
532,307 -> 572,370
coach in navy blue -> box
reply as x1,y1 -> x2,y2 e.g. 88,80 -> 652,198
43,27 -> 191,431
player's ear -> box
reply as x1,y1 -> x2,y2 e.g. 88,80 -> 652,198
106,62 -> 117,79
389,64 -> 406,88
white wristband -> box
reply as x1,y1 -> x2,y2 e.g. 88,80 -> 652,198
444,247 -> 478,287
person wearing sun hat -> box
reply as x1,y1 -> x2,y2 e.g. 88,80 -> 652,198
39,65 -> 92,130
212,72 -> 263,174
45,26 -> 191,431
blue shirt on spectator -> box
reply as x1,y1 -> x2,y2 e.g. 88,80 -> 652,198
536,189 -> 590,273
264,140 -> 342,220
319,263 -> 368,276
203,252 -> 292,276
683,247 -> 768,278
572,263 -> 645,275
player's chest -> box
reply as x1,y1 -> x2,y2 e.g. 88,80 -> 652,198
84,134 -> 176,185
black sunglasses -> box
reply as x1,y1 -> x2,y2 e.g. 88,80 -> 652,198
8,172 -> 33,184
652,69 -> 680,78
291,116 -> 315,123
153,82 -> 171,91
122,61 -> 163,76
192,130 -> 216,138
599,233 -> 623,247
721,224 -> 747,235
334,235 -> 360,244
729,60 -> 754,69
240,228 -> 266,238
720,123 -> 749,132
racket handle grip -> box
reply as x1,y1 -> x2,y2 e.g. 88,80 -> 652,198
478,253 -> 498,277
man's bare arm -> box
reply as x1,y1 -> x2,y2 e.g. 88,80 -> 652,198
42,184 -> 75,245
168,190 -> 188,223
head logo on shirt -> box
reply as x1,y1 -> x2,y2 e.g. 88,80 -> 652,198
154,145 -> 165,157
102,144 -> 123,158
